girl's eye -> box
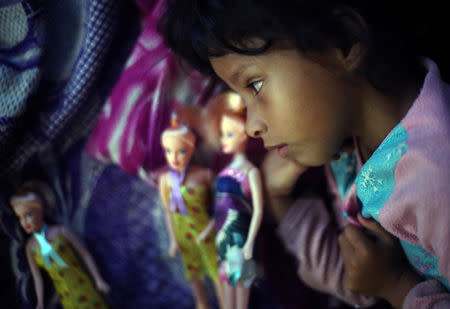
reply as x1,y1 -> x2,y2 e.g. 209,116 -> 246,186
227,132 -> 234,138
247,80 -> 263,95
165,149 -> 172,154
179,150 -> 186,155
26,212 -> 33,219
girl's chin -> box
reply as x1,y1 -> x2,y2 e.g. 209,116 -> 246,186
292,153 -> 328,167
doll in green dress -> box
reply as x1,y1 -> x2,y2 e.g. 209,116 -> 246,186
158,114 -> 225,309
10,181 -> 110,309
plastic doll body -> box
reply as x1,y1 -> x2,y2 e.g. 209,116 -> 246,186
11,184 -> 110,309
159,121 -> 225,309
200,93 -> 264,309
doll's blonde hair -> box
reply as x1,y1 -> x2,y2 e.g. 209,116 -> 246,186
207,91 -> 246,134
161,113 -> 196,148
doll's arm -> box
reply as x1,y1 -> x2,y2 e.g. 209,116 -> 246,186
158,174 -> 179,257
242,167 -> 264,260
196,219 -> 215,244
26,240 -> 44,309
60,227 -> 110,293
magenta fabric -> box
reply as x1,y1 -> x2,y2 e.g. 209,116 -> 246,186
85,0 -> 223,179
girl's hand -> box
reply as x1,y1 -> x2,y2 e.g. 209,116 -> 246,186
261,150 -> 307,222
95,278 -> 110,293
169,240 -> 179,257
338,214 -> 421,307
242,241 -> 253,260
261,150 -> 307,198
36,303 -> 43,309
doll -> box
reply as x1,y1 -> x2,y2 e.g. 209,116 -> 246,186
197,92 -> 264,309
158,114 -> 225,309
10,181 -> 110,309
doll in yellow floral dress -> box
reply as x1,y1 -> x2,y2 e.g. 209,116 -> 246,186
10,181 -> 110,309
158,114 -> 224,309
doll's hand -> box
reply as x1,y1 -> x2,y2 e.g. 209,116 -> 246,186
338,214 -> 420,305
95,278 -> 110,294
169,240 -> 179,257
36,303 -> 43,309
196,231 -> 208,245
242,241 -> 253,260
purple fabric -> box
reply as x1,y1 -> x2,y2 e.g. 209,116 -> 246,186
168,168 -> 188,216
213,194 -> 250,232
85,0 -> 224,176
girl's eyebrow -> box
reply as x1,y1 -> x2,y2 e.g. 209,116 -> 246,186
230,63 -> 255,85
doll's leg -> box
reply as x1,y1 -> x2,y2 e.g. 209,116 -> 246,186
223,282 -> 236,309
236,282 -> 250,309
190,276 -> 209,309
212,278 -> 225,309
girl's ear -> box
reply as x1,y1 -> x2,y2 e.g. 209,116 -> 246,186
343,42 -> 366,72
333,8 -> 368,72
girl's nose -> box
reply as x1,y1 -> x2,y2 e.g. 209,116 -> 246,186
246,113 -> 267,138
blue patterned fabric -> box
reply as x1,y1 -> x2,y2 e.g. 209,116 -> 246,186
355,123 -> 449,290
356,124 -> 408,220
329,152 -> 357,200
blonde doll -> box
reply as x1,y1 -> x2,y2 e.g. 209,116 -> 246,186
10,181 -> 110,309
158,115 -> 225,309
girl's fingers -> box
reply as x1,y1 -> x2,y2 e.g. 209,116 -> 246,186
338,232 -> 355,263
341,224 -> 375,257
357,213 -> 396,245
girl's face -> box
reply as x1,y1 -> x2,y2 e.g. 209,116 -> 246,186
162,135 -> 194,172
210,46 -> 359,166
12,202 -> 44,234
220,115 -> 247,154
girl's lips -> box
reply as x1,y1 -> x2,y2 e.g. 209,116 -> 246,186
172,161 -> 179,166
265,143 -> 289,158
277,144 -> 289,158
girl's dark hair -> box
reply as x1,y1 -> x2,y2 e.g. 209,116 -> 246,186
160,0 -> 430,96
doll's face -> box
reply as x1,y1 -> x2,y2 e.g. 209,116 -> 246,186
12,202 -> 44,234
220,115 -> 247,154
210,45 -> 358,166
162,135 -> 194,172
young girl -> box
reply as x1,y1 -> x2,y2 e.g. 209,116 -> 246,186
196,92 -> 263,309
158,115 -> 225,309
10,181 -> 110,309
160,1 -> 450,308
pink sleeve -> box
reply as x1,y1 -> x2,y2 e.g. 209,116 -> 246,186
403,280 -> 450,309
277,197 -> 376,307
